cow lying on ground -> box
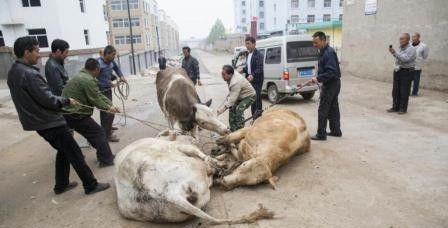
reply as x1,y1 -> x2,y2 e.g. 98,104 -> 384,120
114,133 -> 274,225
156,68 -> 229,137
215,108 -> 310,190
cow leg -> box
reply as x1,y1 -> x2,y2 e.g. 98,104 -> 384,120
216,127 -> 249,145
217,158 -> 273,190
177,145 -> 227,170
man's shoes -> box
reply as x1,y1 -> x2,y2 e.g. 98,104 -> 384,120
85,182 -> 111,195
108,134 -> 120,142
387,108 -> 398,113
410,94 -> 418,97
112,126 -> 119,131
99,161 -> 114,168
54,181 -> 78,195
397,110 -> 407,115
311,134 -> 327,141
327,131 -> 342,137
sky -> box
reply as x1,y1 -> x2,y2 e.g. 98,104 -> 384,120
157,0 -> 234,40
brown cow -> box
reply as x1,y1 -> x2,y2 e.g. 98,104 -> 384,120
215,108 -> 310,190
156,68 -> 229,137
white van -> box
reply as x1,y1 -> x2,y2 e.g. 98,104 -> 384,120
232,35 -> 319,103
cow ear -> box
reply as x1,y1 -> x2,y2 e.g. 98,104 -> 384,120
204,99 -> 212,107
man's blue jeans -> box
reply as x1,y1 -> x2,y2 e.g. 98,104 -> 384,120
412,70 -> 422,95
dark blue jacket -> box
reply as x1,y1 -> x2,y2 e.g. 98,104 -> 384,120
97,58 -> 124,89
317,44 -> 341,84
243,49 -> 264,85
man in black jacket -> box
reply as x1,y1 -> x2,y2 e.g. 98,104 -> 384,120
45,39 -> 70,96
310,31 -> 342,141
7,37 -> 110,195
182,46 -> 201,85
242,36 -> 264,119
158,52 -> 167,70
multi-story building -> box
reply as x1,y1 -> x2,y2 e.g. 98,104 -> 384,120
106,0 -> 179,58
0,0 -> 108,51
234,0 -> 344,48
158,10 -> 179,56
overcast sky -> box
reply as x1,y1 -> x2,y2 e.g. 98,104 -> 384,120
157,0 -> 234,40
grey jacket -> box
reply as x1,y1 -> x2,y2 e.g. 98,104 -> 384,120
8,61 -> 70,131
223,72 -> 256,108
45,56 -> 69,96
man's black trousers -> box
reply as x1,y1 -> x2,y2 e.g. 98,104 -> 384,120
392,68 -> 414,112
317,79 -> 341,136
251,82 -> 263,119
64,114 -> 115,164
100,89 -> 114,137
36,125 -> 97,192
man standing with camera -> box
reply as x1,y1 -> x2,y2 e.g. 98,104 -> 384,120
388,33 -> 416,114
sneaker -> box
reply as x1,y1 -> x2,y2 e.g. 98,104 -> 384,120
54,181 -> 78,195
108,134 -> 120,143
99,161 -> 114,168
85,182 -> 110,195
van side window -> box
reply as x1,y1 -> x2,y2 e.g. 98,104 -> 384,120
265,47 -> 281,64
259,49 -> 266,61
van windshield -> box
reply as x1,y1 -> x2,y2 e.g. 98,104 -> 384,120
287,41 -> 319,63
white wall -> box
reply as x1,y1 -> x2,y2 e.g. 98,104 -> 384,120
0,0 -> 108,51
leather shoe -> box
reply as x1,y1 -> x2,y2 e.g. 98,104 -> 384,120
397,110 -> 407,115
108,134 -> 120,142
327,131 -> 342,137
112,126 -> 119,131
99,161 -> 114,168
311,134 -> 326,141
85,182 -> 110,195
54,181 -> 78,195
387,108 -> 398,113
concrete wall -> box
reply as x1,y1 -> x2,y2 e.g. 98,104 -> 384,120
0,47 -> 15,80
341,0 -> 448,92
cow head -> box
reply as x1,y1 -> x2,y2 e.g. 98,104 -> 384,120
193,99 -> 230,135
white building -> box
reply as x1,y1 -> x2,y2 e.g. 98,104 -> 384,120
234,0 -> 343,35
0,0 -> 108,51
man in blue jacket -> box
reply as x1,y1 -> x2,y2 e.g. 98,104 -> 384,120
310,31 -> 342,141
242,36 -> 264,119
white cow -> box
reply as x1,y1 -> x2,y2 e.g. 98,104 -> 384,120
114,134 -> 274,225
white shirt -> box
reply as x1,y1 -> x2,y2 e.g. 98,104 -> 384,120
247,52 -> 253,75
413,42 -> 429,70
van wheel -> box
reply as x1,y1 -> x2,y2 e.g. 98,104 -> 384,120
267,84 -> 282,103
301,91 -> 315,100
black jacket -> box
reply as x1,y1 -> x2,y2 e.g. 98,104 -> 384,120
317,44 -> 341,84
182,56 -> 200,80
45,56 -> 69,96
7,61 -> 70,131
243,49 -> 264,85
158,57 -> 167,70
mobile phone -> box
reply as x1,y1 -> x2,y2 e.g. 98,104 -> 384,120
389,45 -> 393,48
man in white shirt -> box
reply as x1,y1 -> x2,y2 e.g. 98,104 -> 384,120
411,32 -> 429,96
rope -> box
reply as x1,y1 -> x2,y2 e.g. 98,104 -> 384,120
112,79 -> 130,126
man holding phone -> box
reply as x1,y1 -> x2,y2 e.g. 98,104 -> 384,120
388,33 -> 416,114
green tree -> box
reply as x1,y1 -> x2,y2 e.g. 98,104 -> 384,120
207,19 -> 226,44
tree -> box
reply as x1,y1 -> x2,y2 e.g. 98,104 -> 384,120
207,19 -> 226,44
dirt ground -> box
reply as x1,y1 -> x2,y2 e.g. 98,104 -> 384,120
0,50 -> 447,228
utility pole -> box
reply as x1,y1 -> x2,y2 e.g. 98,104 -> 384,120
156,25 -> 161,56
126,0 -> 136,74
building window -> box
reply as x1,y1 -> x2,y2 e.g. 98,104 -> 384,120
79,0 -> 85,13
274,3 -> 277,11
339,14 -> 343,21
114,35 -> 142,45
265,47 -> 281,64
260,23 -> 265,30
146,34 -> 150,47
111,0 -> 138,10
28,29 -> 48,47
259,11 -> 264,19
242,9 -> 246,14
242,1 -> 246,6
323,14 -> 331,22
112,18 -> 140,28
242,27 -> 247,32
274,17 -> 277,25
242,18 -> 246,23
22,0 -> 41,7
307,15 -> 315,23
340,0 -> 344,7
291,15 -> 299,23
307,0 -> 315,8
291,0 -> 299,8
259,0 -> 264,7
0,30 -> 4,47
84,29 -> 90,45
324,0 -> 331,7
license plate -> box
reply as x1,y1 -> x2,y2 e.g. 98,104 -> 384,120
298,68 -> 313,77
